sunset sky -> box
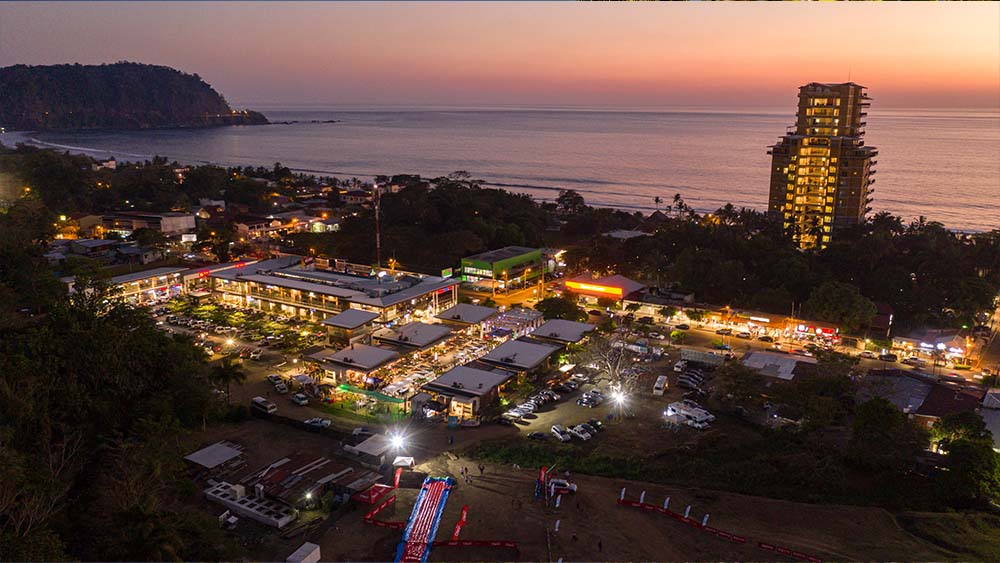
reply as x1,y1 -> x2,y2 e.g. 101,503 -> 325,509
1,2 -> 997,108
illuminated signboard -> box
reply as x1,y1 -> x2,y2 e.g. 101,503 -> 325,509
749,316 -> 771,323
565,280 -> 623,298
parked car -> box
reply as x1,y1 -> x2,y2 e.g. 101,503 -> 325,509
568,425 -> 592,440
879,353 -> 899,362
677,379 -> 701,390
274,382 -> 289,394
266,374 -> 284,385
250,349 -> 263,360
675,324 -> 690,330
548,478 -> 578,494
578,422 -> 599,436
758,335 -> 775,343
577,397 -> 599,408
673,360 -> 689,373
304,417 -> 331,428
859,350 -> 877,359
551,425 -> 572,442
685,419 -> 709,430
715,328 -> 732,335
540,390 -> 561,401
903,357 -> 928,367
736,331 -> 752,339
291,393 -> 309,406
681,372 -> 705,384
586,418 -> 604,431
563,380 -> 579,390
588,309 -> 604,317
518,402 -> 538,413
713,342 -> 731,350
527,431 -> 548,441
251,396 -> 277,414
551,384 -> 572,393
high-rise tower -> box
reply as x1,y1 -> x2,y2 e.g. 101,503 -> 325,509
767,82 -> 878,249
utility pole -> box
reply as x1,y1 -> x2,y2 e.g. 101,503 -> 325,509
374,183 -> 381,268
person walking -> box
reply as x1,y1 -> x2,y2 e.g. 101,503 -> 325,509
478,463 -> 485,476
597,539 -> 602,552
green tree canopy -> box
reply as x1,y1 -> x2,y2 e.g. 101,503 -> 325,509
534,296 -> 586,322
848,398 -> 928,473
805,281 -> 877,334
937,438 -> 1000,507
930,411 -> 991,450
711,362 -> 766,407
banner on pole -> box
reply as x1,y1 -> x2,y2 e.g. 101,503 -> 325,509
451,505 -> 469,541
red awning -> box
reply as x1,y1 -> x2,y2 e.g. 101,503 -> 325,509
352,483 -> 395,505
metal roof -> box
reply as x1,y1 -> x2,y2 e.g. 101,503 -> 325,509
435,303 -> 498,325
321,309 -> 380,329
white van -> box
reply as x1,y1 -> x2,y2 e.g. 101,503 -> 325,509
251,396 -> 277,414
653,375 -> 669,396
673,360 -> 688,373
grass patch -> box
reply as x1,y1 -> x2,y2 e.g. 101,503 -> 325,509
898,511 -> 1000,560
465,428 -> 940,510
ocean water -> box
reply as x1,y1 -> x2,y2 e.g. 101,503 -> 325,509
6,106 -> 999,232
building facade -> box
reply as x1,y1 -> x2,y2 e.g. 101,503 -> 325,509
461,246 -> 545,289
102,211 -> 197,237
767,82 -> 878,249
209,257 -> 459,323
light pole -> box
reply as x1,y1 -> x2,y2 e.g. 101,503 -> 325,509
374,183 -> 381,268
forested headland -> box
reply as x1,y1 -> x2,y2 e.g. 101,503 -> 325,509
0,62 -> 268,130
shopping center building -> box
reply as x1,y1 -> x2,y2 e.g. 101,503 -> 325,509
461,246 -> 545,290
208,257 -> 460,323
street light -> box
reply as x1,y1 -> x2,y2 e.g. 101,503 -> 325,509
390,432 -> 405,449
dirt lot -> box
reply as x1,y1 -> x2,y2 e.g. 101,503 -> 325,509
185,416 -> 949,562
314,453 -> 948,562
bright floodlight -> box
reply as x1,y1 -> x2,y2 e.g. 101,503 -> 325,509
225,338 -> 234,346
390,434 -> 405,449
612,391 -> 625,404
305,491 -> 312,500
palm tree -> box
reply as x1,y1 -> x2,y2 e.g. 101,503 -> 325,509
653,196 -> 663,212
210,357 -> 246,405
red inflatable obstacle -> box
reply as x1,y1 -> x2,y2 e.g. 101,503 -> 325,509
395,477 -> 455,563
